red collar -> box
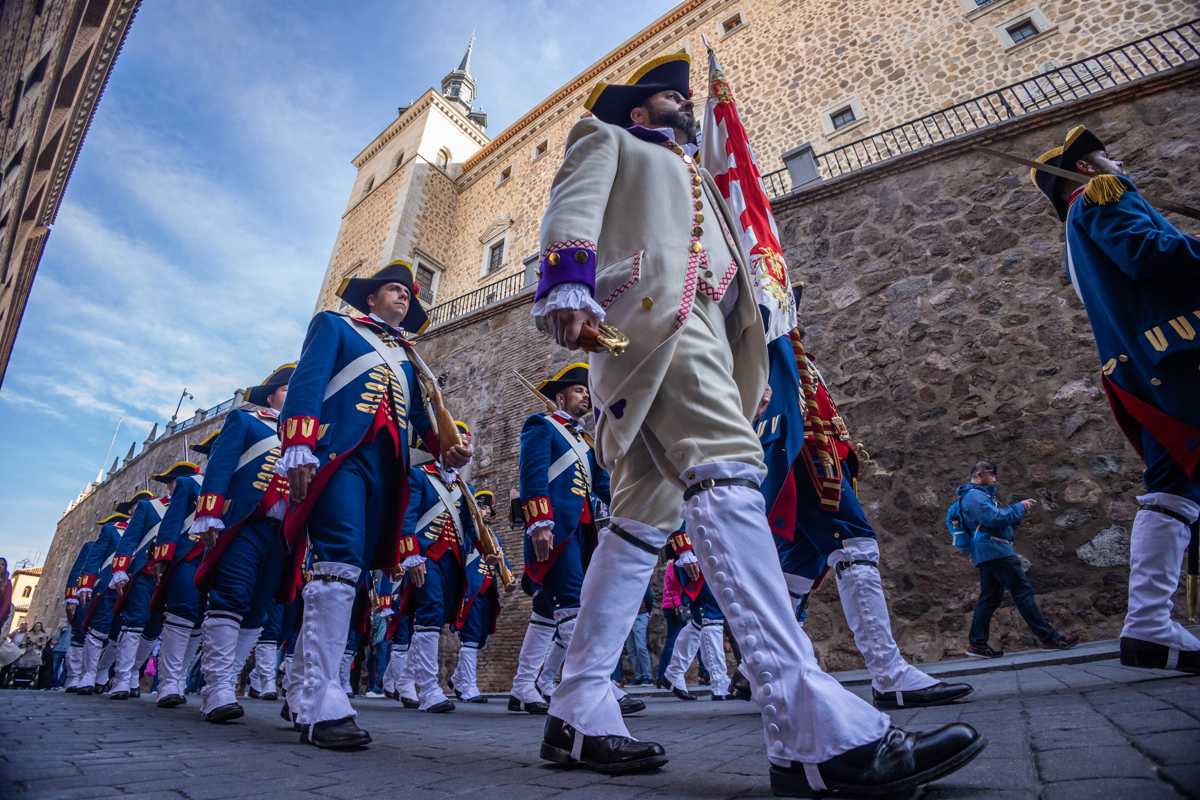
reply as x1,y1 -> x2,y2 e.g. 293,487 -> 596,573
1067,185 -> 1086,207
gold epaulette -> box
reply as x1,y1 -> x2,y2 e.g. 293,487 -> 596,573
1083,174 -> 1125,207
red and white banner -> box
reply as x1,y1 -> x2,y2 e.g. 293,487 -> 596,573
700,46 -> 797,342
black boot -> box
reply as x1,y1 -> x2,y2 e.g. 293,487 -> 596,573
872,682 -> 974,709
423,699 -> 455,713
280,701 -> 302,731
541,716 -> 668,774
157,693 -> 186,708
108,690 -> 130,700
204,703 -> 245,724
247,687 -> 261,699
300,716 -> 372,749
260,691 -> 278,701
400,695 -> 420,709
770,724 -> 985,797
1120,637 -> 1200,673
672,686 -> 696,701
618,694 -> 646,716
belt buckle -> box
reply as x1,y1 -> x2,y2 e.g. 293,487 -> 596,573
699,478 -> 716,491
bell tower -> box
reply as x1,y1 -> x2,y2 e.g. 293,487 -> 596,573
441,33 -> 487,130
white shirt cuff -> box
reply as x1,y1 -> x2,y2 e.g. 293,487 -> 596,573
109,571 -> 129,588
401,555 -> 426,569
275,445 -> 318,475
189,516 -> 225,534
526,520 -> 555,536
65,599 -> 79,607
267,499 -> 287,521
531,282 -> 606,321
378,608 -> 394,618
676,550 -> 699,566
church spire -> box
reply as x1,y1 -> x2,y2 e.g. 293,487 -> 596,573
440,32 -> 486,131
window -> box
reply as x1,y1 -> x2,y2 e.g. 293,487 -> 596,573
523,253 -> 539,287
23,52 -> 50,95
486,239 -> 505,275
361,175 -> 374,197
6,80 -> 22,129
436,147 -> 451,169
994,9 -> 1054,49
415,261 -> 439,305
21,586 -> 31,598
497,165 -> 512,186
721,12 -> 745,36
393,150 -> 405,171
829,106 -> 857,130
820,96 -> 867,137
3,145 -> 24,181
1006,19 -> 1039,44
533,140 -> 548,160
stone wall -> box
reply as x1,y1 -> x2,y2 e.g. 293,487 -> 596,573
27,414 -> 226,634
411,72 -> 1199,688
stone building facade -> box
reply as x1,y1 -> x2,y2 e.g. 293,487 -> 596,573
0,0 -> 140,386
313,0 -> 1196,317
5,567 -> 43,635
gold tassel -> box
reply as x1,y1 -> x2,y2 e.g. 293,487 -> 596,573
1084,174 -> 1125,206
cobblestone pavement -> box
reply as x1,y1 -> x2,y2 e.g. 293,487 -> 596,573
1,658 -> 1197,799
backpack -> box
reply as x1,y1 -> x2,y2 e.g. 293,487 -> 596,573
945,494 -> 977,555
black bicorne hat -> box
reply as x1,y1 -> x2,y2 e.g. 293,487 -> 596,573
584,53 -> 692,127
1032,125 -> 1107,221
246,362 -> 296,407
538,362 -> 589,401
336,259 -> 430,334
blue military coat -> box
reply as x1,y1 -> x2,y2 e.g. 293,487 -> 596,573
402,464 -> 478,563
1064,177 -> 1200,479
194,408 -> 287,589
79,520 -> 124,594
279,311 -> 438,581
153,474 -> 204,565
518,411 -> 610,583
64,540 -> 93,607
110,496 -> 169,581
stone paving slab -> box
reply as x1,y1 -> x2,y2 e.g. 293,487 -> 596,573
0,658 -> 1196,799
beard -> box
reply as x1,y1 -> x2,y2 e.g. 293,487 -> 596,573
646,107 -> 694,135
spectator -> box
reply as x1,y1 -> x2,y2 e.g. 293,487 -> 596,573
51,625 -> 70,688
623,584 -> 655,686
365,609 -> 389,698
957,461 -> 1078,657
656,560 -> 686,688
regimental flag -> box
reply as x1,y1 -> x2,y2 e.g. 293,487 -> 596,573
700,44 -> 847,513
700,45 -> 797,342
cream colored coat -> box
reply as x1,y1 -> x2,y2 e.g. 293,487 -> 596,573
539,118 -> 768,470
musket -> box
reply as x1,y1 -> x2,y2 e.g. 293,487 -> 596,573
456,477 -> 517,592
972,145 -> 1200,220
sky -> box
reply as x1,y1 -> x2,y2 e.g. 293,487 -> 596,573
0,0 -> 677,567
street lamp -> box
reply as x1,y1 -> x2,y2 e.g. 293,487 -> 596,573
169,387 -> 194,425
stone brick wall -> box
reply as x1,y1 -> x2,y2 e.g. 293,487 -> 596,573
27,414 -> 226,635
410,74 -> 1198,688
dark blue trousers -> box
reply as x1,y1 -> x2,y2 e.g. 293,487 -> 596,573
164,556 -> 204,625
308,435 -> 398,570
458,591 -> 495,646
413,554 -> 462,630
969,555 -> 1059,645
207,519 -> 287,629
539,534 -> 584,612
778,475 -> 877,580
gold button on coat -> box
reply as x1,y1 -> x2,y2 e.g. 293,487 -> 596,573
548,252 -> 560,266
641,297 -> 654,310
574,250 -> 588,263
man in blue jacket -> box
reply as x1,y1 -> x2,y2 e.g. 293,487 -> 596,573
277,260 -> 471,748
62,538 -> 93,692
958,461 -> 1076,657
1032,124 -> 1200,673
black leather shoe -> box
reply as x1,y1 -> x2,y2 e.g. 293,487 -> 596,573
280,700 -> 292,722
509,695 -> 549,714
770,724 -> 985,797
260,691 -> 278,701
247,687 -> 261,699
77,685 -> 93,696
424,699 -> 456,713
65,686 -> 79,694
672,686 -> 696,701
400,696 -> 420,709
130,688 -> 140,698
711,694 -> 728,701
300,716 -> 371,749
618,695 -> 645,716
108,690 -> 130,700
386,690 -> 399,701
655,677 -> 669,689
204,703 -> 245,723
730,671 -> 753,701
507,695 -> 522,712
456,692 -> 488,704
872,682 -> 974,709
1121,637 -> 1200,673
541,715 -> 668,774
94,683 -> 108,694
157,694 -> 186,708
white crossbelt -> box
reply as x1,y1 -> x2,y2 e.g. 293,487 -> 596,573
545,415 -> 592,486
236,433 -> 281,471
330,316 -> 410,413
1063,205 -> 1084,303
416,474 -> 465,543
135,498 -> 170,554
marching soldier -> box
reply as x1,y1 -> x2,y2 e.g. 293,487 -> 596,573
276,259 -> 471,748
517,363 -> 610,704
661,528 -> 730,701
756,353 -> 974,709
249,601 -> 285,701
146,461 -> 204,708
532,52 -> 983,790
506,589 -> 554,714
450,489 -> 508,703
191,364 -> 293,722
106,483 -> 173,700
397,421 -> 480,713
1032,125 -> 1200,673
75,495 -> 145,693
62,536 -> 94,692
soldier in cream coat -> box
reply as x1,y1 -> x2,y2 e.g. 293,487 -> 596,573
532,53 -> 984,797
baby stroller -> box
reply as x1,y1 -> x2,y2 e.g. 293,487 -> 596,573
1,641 -> 42,688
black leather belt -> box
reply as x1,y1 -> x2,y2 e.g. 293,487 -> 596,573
835,558 -> 878,574
1139,503 -> 1196,527
609,522 -> 661,555
683,477 -> 760,501
310,573 -> 358,588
